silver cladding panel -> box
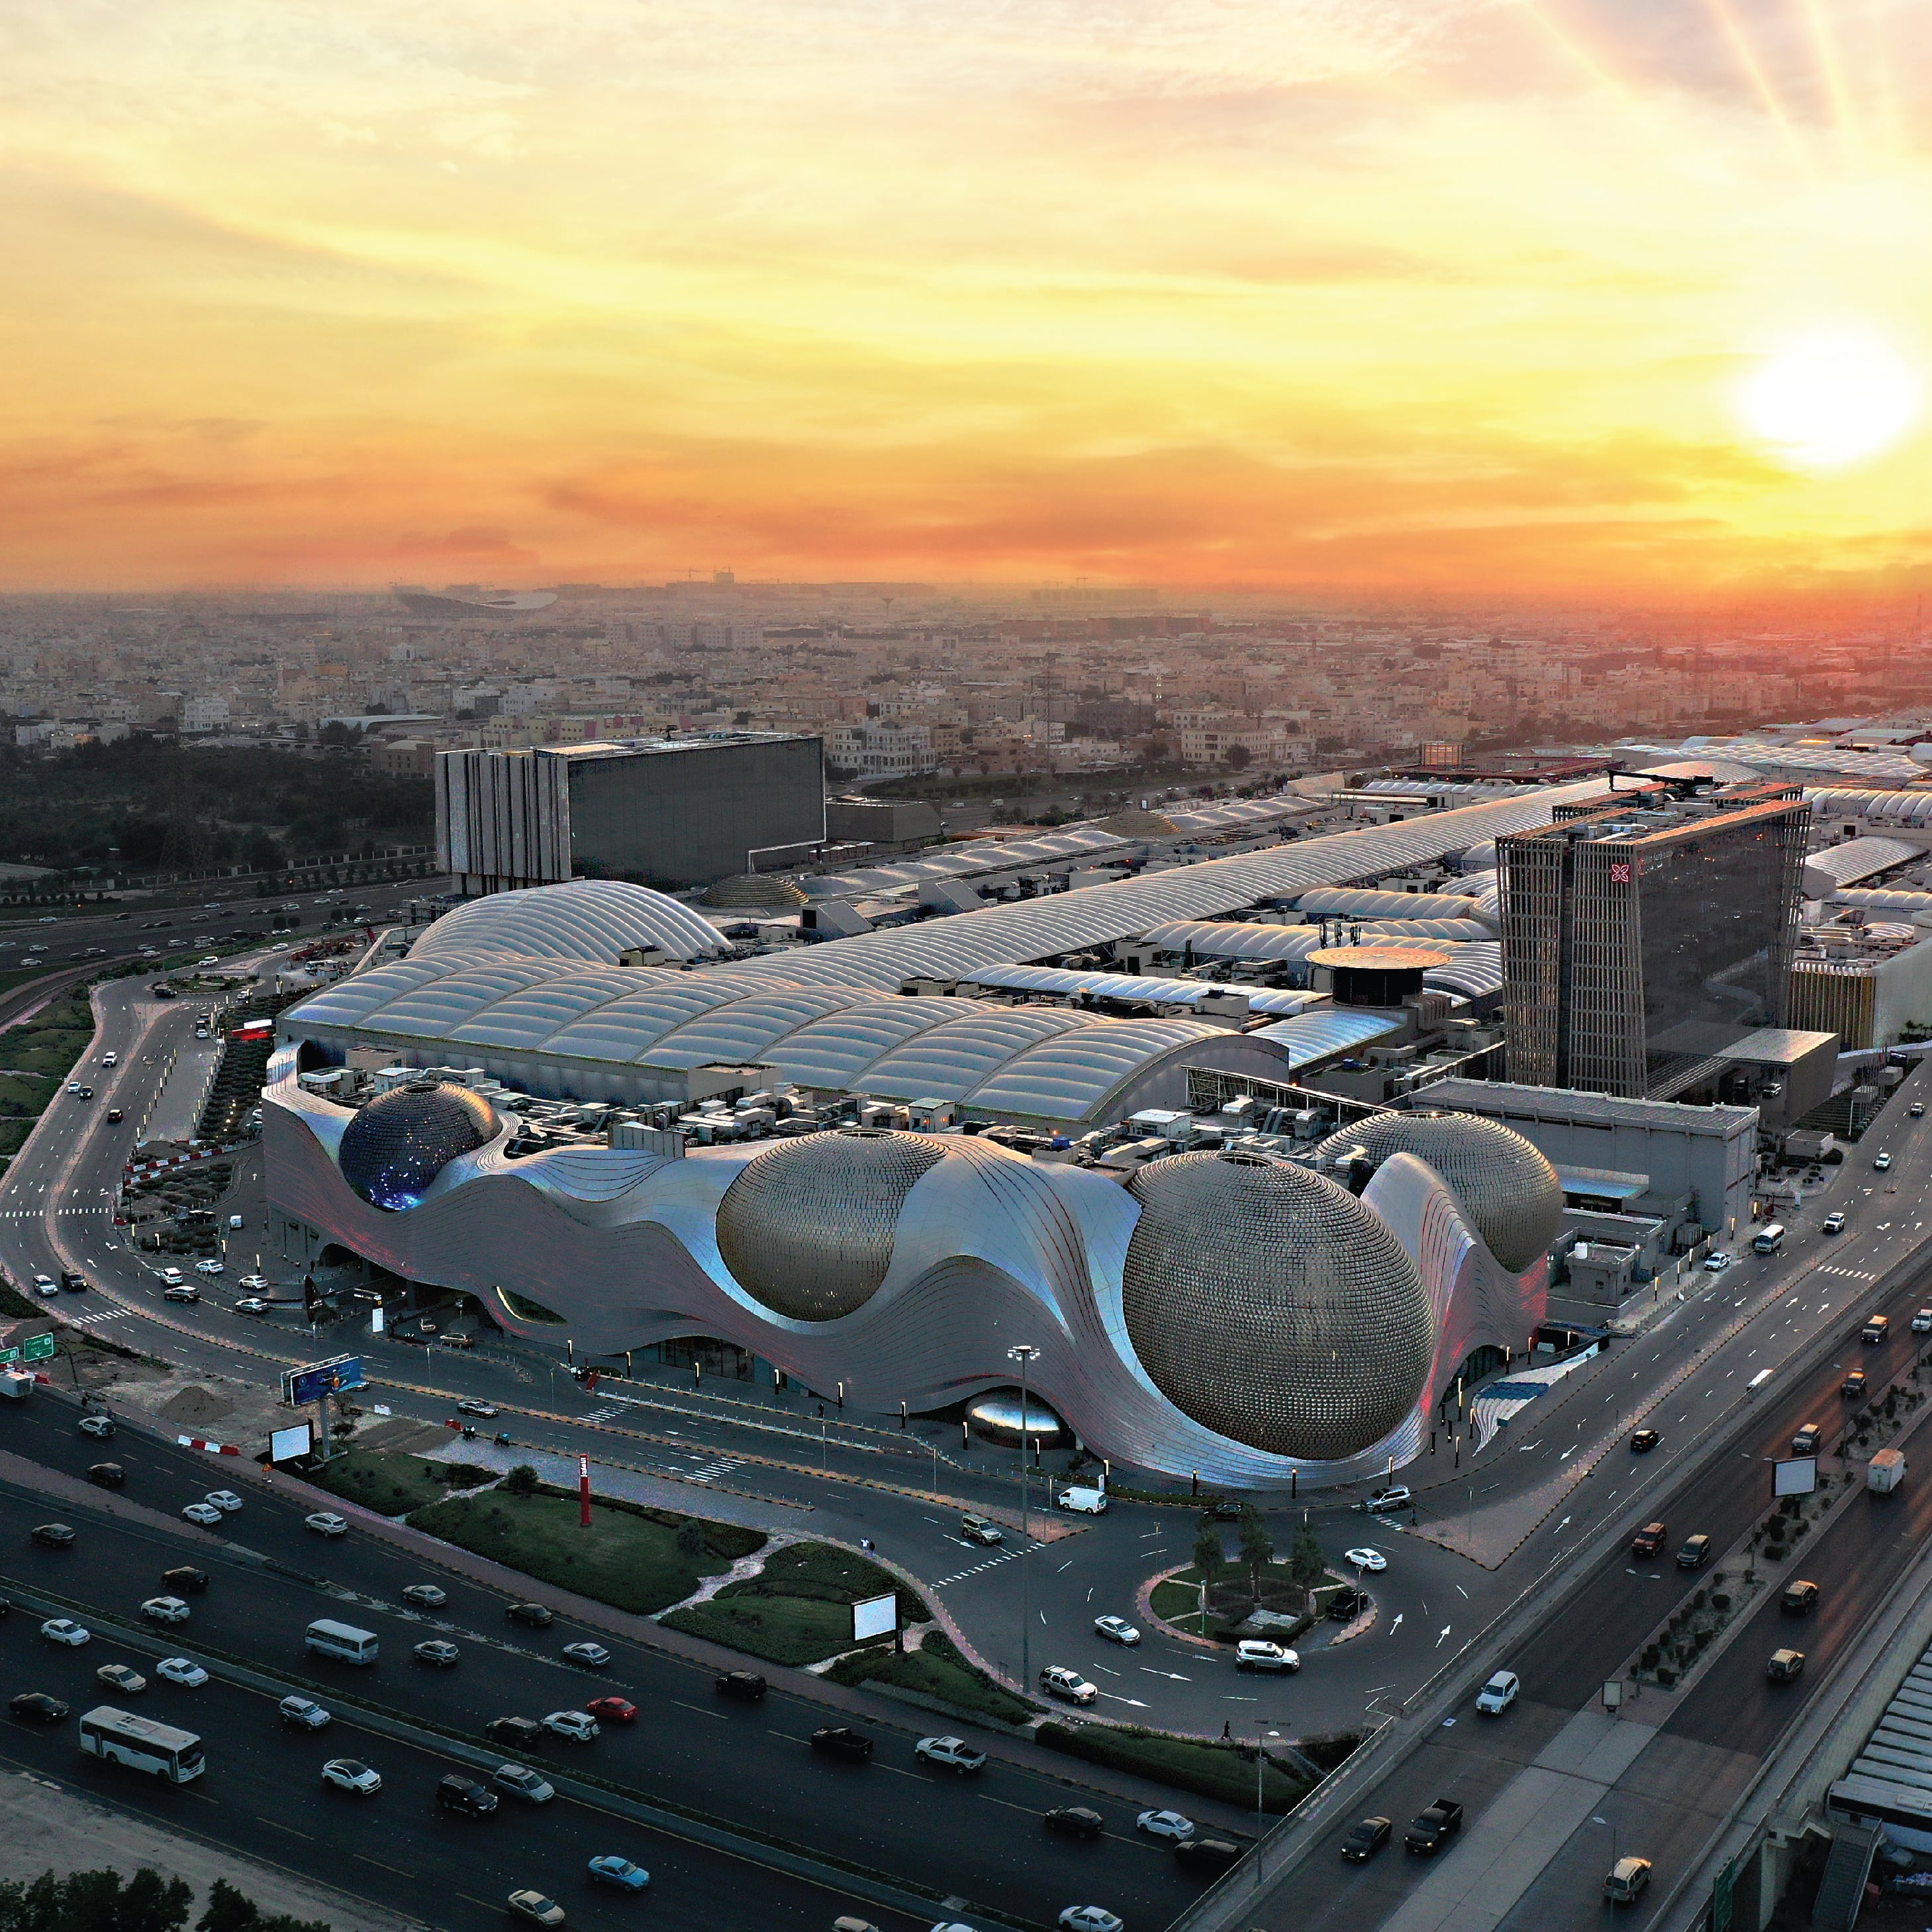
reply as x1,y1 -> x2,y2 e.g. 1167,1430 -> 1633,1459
1315,1110 -> 1565,1273
1120,1153 -> 1433,1461
714,1128 -> 950,1320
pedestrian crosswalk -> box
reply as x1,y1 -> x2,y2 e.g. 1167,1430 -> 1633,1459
62,1306 -> 130,1327
932,1549 -> 1020,1589
579,1406 -> 620,1424
1818,1265 -> 1878,1281
684,1455 -> 744,1484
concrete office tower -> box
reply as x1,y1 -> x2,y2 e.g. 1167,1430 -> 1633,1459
436,734 -> 826,893
1499,781 -> 1808,1098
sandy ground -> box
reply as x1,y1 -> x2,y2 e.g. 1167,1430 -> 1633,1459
0,1765 -> 426,1930
104,1365 -> 293,1452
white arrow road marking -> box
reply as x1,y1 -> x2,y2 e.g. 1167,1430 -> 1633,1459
1436,1625 -> 1452,1647
1554,1516 -> 1572,1535
1097,1692 -> 1149,1708
1388,1614 -> 1404,1635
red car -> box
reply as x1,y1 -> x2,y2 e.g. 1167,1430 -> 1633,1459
585,1696 -> 638,1725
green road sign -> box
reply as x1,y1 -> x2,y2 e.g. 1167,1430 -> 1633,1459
20,1333 -> 56,1363
0,1347 -> 17,1365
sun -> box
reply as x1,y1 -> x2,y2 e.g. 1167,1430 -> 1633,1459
1736,327 -> 1924,473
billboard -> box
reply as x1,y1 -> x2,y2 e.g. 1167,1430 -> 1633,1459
269,1422 -> 314,1463
1774,1456 -> 1817,1496
282,1355 -> 365,1407
851,1592 -> 896,1644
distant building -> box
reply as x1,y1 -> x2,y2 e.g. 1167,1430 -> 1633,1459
371,738 -> 437,779
436,734 -> 825,893
826,720 -> 936,777
181,693 -> 230,733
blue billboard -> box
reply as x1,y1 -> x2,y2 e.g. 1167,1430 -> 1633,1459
283,1355 -> 365,1406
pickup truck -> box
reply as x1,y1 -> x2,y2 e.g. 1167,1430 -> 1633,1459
1405,1798 -> 1464,1855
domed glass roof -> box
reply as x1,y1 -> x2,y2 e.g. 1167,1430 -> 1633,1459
338,1079 -> 499,1210
412,880 -> 728,965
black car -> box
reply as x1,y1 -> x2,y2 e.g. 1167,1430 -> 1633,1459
162,1566 -> 209,1594
30,1524 -> 75,1550
60,1272 -> 87,1292
716,1670 -> 767,1703
810,1725 -> 874,1763
505,1602 -> 553,1629
1208,1500 -> 1242,1521
1174,1837 -> 1243,1876
9,1693 -> 69,1725
1043,1806 -> 1104,1840
1676,1535 -> 1712,1570
485,1715 -> 545,1749
1341,1816 -> 1392,1863
105,1109 -> 123,1124
86,1463 -> 124,1488
436,1774 -> 499,1817
1629,1428 -> 1660,1453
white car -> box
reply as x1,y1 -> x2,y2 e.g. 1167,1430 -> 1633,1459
494,1764 -> 555,1804
141,1596 -> 191,1623
1345,1547 -> 1388,1572
1875,1153 -> 1894,1171
1039,1665 -> 1098,1706
279,1696 -> 331,1729
914,1735 -> 987,1774
1703,1251 -> 1733,1272
1235,1640 -> 1299,1672
320,1758 -> 383,1796
193,1259 -> 224,1277
101,1053 -> 117,1067
1475,1669 -> 1520,1715
305,1512 -> 349,1539
1913,1309 -> 1932,1335
234,1298 -> 269,1315
204,1490 -> 244,1514
237,1275 -> 269,1292
31,1275 -> 56,1298
1059,1911 -> 1124,1932
97,1663 -> 147,1696
562,1641 -> 612,1668
66,1083 -> 80,1095
1136,1809 -> 1195,1841
542,1710 -> 599,1743
157,1267 -> 185,1284
1093,1615 -> 1141,1646
402,1583 -> 448,1608
156,1658 -> 207,1688
456,1399 -> 499,1419
40,1619 -> 89,1647
181,1502 -> 224,1527
1363,1487 -> 1412,1514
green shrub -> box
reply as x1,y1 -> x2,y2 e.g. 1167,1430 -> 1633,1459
1036,1722 -> 1311,1813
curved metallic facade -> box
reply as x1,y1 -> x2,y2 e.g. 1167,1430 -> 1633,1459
1314,1111 -> 1565,1273
1120,1153 -> 1432,1459
715,1129 -> 949,1320
336,1079 -> 501,1210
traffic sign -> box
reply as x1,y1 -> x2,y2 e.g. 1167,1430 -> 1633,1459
21,1333 -> 56,1364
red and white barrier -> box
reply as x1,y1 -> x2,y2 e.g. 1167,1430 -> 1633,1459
176,1435 -> 242,1455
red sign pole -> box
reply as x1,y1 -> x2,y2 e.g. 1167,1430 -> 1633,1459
579,1455 -> 591,1529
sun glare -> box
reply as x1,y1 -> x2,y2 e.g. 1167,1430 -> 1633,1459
1736,327 -> 1924,473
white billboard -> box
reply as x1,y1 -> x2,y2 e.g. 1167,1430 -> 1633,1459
269,1422 -> 314,1464
1774,1456 -> 1817,1496
851,1592 -> 896,1643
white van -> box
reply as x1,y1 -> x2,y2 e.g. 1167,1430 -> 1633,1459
1056,1486 -> 1108,1515
1753,1224 -> 1787,1255
305,1619 -> 379,1665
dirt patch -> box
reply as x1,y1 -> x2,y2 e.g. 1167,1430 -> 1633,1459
111,1367 -> 291,1449
154,1384 -> 234,1426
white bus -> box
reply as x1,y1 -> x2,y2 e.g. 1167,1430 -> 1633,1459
78,1706 -> 205,1782
1753,1223 -> 1787,1255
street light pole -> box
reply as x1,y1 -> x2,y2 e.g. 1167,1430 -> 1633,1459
1009,1343 -> 1038,1694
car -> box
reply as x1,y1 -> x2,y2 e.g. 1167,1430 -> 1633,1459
96,1664 -> 147,1695
440,1332 -> 476,1349
279,1696 -> 332,1728
1875,1153 -> 1893,1171
155,1658 -> 207,1688
61,1273 -> 89,1293
234,1298 -> 270,1316
77,1414 -> 115,1439
456,1400 -> 499,1419
87,1463 -> 126,1488
487,1716 -> 546,1750
413,1640 -> 461,1668
559,1641 -> 610,1670
1767,1647 -> 1806,1683
436,1773 -> 499,1816
204,1490 -> 243,1513
542,1710 -> 599,1743
915,1735 -> 987,1775
30,1523 -> 76,1550
75,1088 -> 93,1101
1174,1837 -> 1242,1875
402,1583 -> 448,1608
1628,1429 -> 1661,1453
1823,1212 -> 1847,1235
321,1758 -> 383,1796
1044,1806 -> 1104,1840
30,1276 -> 56,1298
105,1108 -> 122,1123
1040,1665 -> 1100,1704
162,1566 -> 208,1594
64,1084 -> 79,1096
181,1503 -> 224,1527
811,1725 -> 875,1763
1843,1370 -> 1868,1398
1791,1425 -> 1823,1456
1093,1615 -> 1141,1645
1341,1815 -> 1392,1862
1703,1251 -> 1733,1272
157,1266 -> 185,1283
1363,1486 -> 1412,1514
304,1513 -> 348,1538
507,1893 -> 565,1927
1604,1857 -> 1653,1905
493,1764 -> 555,1804
1782,1579 -> 1820,1614
193,1260 -> 224,1277
1137,1809 -> 1195,1841
1862,1315 -> 1890,1343
9,1690 -> 70,1725
1676,1535 -> 1712,1569
1057,1910 -> 1123,1932
1343,1547 -> 1387,1572
1235,1641 -> 1299,1674
587,1857 -> 650,1892
163,1284 -> 201,1304
38,1619 -> 87,1647
1475,1670 -> 1520,1715
585,1696 -> 636,1725
507,1602 -> 555,1629
141,1596 -> 191,1624
237,1275 -> 269,1292
716,1669 -> 766,1702
959,1514 -> 1004,1545
1635,1521 -> 1666,1561
1915,1310 -> 1932,1335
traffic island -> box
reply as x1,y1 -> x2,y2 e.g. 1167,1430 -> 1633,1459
1143,1559 -> 1359,1649
1034,1721 -> 1356,1815
820,1630 -> 1039,1727
660,1541 -> 932,1666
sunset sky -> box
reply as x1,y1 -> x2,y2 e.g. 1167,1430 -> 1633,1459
2,0 -> 1929,595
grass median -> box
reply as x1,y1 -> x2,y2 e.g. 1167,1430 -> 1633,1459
662,1541 -> 933,1668
1036,1721 -> 1325,1814
821,1631 -> 1037,1725
299,1447 -> 459,1518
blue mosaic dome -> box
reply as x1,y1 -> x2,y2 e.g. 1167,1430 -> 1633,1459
338,1079 -> 498,1211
